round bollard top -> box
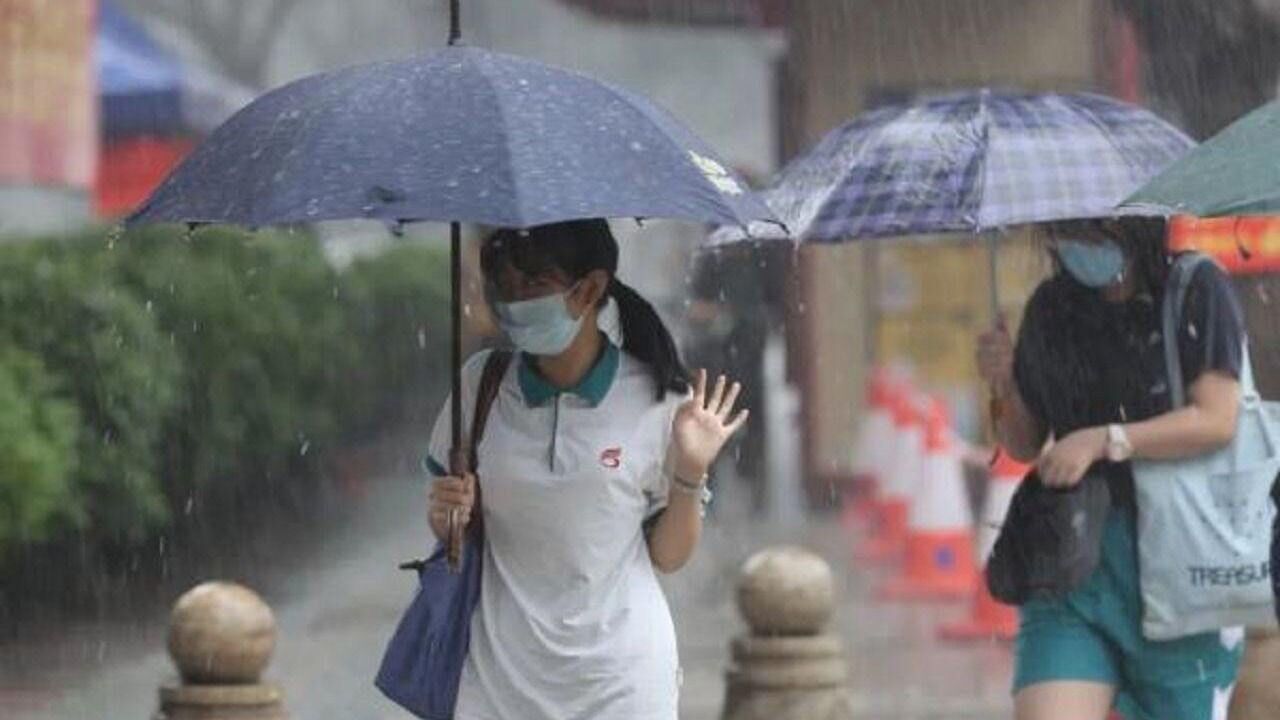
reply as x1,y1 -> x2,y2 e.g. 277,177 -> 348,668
168,581 -> 276,685
736,546 -> 835,636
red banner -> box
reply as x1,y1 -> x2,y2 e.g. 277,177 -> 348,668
1169,215 -> 1280,275
95,136 -> 193,217
0,0 -> 97,188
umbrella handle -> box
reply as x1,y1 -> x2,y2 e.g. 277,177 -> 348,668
446,447 -> 469,572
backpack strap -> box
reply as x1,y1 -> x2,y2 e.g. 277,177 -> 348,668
446,350 -> 512,571
1162,252 -> 1214,409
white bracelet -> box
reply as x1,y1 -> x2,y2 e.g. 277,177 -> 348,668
671,472 -> 709,496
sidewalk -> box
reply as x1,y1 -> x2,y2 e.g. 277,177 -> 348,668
3,460 -> 1013,720
668,477 -> 1013,720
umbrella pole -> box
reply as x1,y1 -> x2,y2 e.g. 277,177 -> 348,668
448,0 -> 461,45
449,221 -> 465,475
986,232 -> 1004,432
987,232 -> 1000,321
446,4 -> 466,574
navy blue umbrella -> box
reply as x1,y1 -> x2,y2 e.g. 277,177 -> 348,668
128,8 -> 776,474
128,47 -> 769,230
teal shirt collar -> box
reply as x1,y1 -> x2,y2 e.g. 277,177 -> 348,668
517,340 -> 619,408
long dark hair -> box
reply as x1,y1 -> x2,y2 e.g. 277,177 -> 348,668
480,219 -> 689,400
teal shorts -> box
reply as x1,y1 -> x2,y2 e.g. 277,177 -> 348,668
1013,510 -> 1243,720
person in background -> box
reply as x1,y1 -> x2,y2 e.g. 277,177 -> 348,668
684,243 -> 787,515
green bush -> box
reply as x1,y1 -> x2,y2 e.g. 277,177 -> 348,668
0,345 -> 80,546
341,241 -> 452,430
0,225 -> 453,567
0,240 -> 181,545
107,227 -> 358,508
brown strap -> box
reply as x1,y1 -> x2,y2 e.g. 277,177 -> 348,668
469,350 -> 512,472
447,350 -> 512,571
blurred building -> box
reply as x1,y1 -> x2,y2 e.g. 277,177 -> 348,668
96,0 -> 253,217
0,0 -> 97,236
558,0 -> 784,27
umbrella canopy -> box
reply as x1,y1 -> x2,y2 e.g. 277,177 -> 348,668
128,45 -> 774,231
1124,98 -> 1280,217
127,37 -> 775,482
711,89 -> 1193,244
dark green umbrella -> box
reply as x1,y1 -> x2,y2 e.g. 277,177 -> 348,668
1124,99 -> 1280,216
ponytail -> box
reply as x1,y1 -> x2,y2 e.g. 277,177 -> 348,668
610,279 -> 690,400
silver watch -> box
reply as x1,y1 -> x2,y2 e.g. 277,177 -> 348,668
1106,424 -> 1133,463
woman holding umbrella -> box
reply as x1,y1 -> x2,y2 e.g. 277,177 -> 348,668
978,216 -> 1247,720
425,219 -> 748,720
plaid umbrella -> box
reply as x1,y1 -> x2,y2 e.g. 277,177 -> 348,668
711,89 -> 1194,245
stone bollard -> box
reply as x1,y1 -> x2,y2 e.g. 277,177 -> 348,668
1229,627 -> 1280,720
154,581 -> 288,720
722,546 -> 855,720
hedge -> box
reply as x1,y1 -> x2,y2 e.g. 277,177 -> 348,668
340,240 -> 452,431
0,240 -> 182,546
0,345 -> 80,548
0,226 -> 451,563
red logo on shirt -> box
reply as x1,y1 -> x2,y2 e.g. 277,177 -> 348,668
600,447 -> 622,469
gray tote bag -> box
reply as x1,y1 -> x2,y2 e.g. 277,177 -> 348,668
1134,252 -> 1280,640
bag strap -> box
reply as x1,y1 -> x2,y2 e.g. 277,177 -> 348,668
469,350 -> 513,472
1162,252 -> 1260,409
446,350 -> 511,570
1162,252 -> 1213,409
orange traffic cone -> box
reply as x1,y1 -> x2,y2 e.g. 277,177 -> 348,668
878,397 -> 977,600
843,369 -> 895,531
854,386 -> 921,565
939,449 -> 1030,641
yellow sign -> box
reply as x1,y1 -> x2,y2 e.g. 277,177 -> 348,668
875,233 -> 1047,389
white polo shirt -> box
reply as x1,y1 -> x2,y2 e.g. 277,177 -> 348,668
426,343 -> 685,720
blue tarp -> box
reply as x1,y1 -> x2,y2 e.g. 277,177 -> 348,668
97,0 -> 184,138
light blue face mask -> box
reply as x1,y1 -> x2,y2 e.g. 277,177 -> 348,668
494,286 -> 583,356
1055,239 -> 1126,288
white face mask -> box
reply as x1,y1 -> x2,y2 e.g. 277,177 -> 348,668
493,286 -> 583,356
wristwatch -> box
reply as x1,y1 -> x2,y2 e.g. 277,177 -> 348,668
1106,424 -> 1134,463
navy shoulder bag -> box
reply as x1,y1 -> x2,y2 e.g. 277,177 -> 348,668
375,351 -> 511,719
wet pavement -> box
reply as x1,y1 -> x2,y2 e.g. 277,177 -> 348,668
1,454 -> 1012,720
